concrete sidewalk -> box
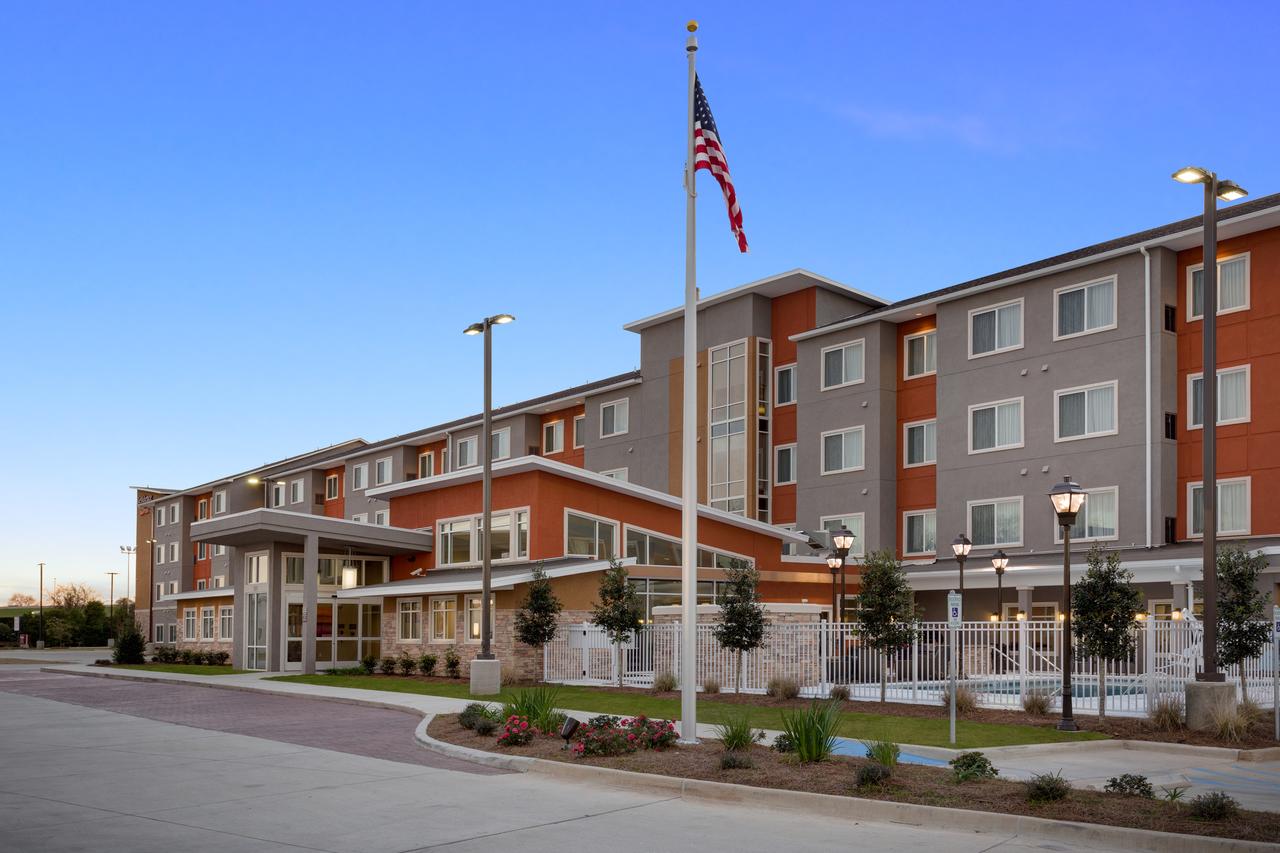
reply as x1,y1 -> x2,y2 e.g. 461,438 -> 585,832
44,664 -> 1280,812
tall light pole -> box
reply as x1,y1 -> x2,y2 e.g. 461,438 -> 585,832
106,571 -> 119,644
37,562 -> 45,649
145,538 -> 157,641
991,549 -> 1009,621
1049,476 -> 1087,732
465,312 -> 514,694
119,545 -> 136,607
825,526 -> 854,621
1171,166 -> 1247,683
951,534 -> 971,675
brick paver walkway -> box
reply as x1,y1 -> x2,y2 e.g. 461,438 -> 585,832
0,670 -> 502,774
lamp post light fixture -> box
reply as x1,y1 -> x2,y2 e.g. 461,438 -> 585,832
105,571 -> 119,645
1048,475 -> 1087,731
1172,165 -> 1247,683
464,313 -> 514,689
825,553 -> 842,622
119,545 -> 136,607
990,549 -> 1009,622
950,534 -> 972,674
828,525 -> 854,622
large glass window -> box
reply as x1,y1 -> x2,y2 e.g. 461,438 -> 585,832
904,330 -> 937,378
625,528 -> 681,566
490,428 -> 510,461
775,364 -> 795,405
325,474 -> 340,499
904,510 -> 936,555
1188,366 -> 1250,428
709,342 -> 747,514
1056,277 -> 1115,338
600,400 -> 629,437
774,444 -> 796,485
970,399 -> 1022,452
543,420 -> 564,454
375,457 -> 392,486
821,515 -> 865,557
1189,255 -> 1249,320
566,511 -> 616,558
430,596 -> 455,642
904,420 -> 936,466
397,599 -> 421,641
1057,487 -> 1118,542
183,609 -> 196,640
970,300 -> 1022,356
1056,382 -> 1117,440
465,595 -> 495,642
821,340 -> 865,389
439,519 -> 473,566
969,498 -> 1022,547
455,437 -> 477,468
417,452 -> 434,479
821,426 -> 864,474
1190,478 -> 1250,536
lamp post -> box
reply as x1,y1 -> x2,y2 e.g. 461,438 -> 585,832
37,561 -> 45,649
1171,166 -> 1247,683
119,545 -> 135,609
1048,475 -> 1087,731
464,312 -> 514,693
145,538 -> 157,641
951,534 -> 971,674
828,526 -> 854,621
826,553 -> 841,622
106,571 -> 119,645
991,549 -> 1009,621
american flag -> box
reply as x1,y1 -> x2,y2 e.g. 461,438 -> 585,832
694,76 -> 747,253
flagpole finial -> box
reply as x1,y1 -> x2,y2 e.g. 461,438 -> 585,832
686,20 -> 698,32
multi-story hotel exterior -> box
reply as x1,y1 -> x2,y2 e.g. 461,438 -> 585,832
133,194 -> 1280,674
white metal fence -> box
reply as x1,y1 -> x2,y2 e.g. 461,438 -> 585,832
542,619 -> 1278,717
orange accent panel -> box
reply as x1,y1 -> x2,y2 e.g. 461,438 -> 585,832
322,467 -> 345,519
539,405 -> 585,468
770,287 -> 817,367
895,317 -> 938,557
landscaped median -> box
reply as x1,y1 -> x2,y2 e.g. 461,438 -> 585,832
111,663 -> 247,675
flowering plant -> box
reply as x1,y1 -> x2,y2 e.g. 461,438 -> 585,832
496,714 -> 534,747
571,715 -> 679,757
624,715 -> 679,751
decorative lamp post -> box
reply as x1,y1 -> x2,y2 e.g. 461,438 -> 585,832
825,553 -> 842,622
105,571 -> 119,645
990,549 -> 1009,621
951,534 -> 972,674
830,525 -> 854,621
1048,475 -> 1087,731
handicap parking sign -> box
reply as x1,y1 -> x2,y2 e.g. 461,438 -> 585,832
948,592 -> 962,626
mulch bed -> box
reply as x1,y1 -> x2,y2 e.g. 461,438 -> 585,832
428,714 -> 1280,843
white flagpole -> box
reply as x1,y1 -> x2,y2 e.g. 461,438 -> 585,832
679,21 -> 700,744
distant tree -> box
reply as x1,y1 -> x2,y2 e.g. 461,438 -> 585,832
49,583 -> 98,609
112,620 -> 146,665
590,559 -> 643,687
854,549 -> 919,703
514,562 -> 563,663
1216,546 -> 1271,699
82,601 -> 109,647
7,593 -> 36,607
1071,546 -> 1141,718
712,560 -> 766,694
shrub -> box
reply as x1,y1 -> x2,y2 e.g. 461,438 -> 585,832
212,651 -> 230,665
1148,695 -> 1184,731
1025,771 -> 1071,803
652,670 -> 677,692
779,701 -> 841,763
1022,689 -> 1052,716
1104,774 -> 1154,798
949,751 -> 998,783
862,740 -> 900,768
500,664 -> 519,686
829,684 -> 851,701
397,654 -> 418,676
1188,791 -> 1240,821
418,653 -> 437,677
770,732 -> 796,753
112,624 -> 147,665
496,715 -> 534,747
702,677 -> 721,695
624,715 -> 679,750
1239,697 -> 1265,725
474,717 -> 498,736
444,646 -> 461,678
715,711 -> 764,752
503,686 -> 562,733
766,676 -> 801,700
1160,785 -> 1189,802
587,714 -> 621,728
942,682 -> 978,715
378,656 -> 396,675
719,751 -> 754,770
575,723 -> 634,757
360,653 -> 377,675
459,703 -> 500,731
856,762 -> 892,788
179,649 -> 195,665
153,645 -> 178,664
1209,700 -> 1251,743
328,666 -> 366,675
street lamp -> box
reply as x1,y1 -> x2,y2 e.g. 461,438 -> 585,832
1171,165 -> 1247,683
951,534 -> 971,677
145,538 -> 157,641
990,549 -> 1009,621
1048,475 -> 1087,731
119,545 -> 136,609
828,525 -> 854,622
106,571 -> 119,645
464,312 -> 514,694
37,561 -> 45,649
825,553 -> 842,622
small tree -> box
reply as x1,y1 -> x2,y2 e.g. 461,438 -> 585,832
1071,545 -> 1141,718
514,562 -> 563,670
712,560 -> 766,694
112,621 -> 146,665
590,559 -> 643,687
854,549 -> 918,703
1216,546 -> 1271,699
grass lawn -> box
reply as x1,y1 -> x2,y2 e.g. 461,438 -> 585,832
117,664 -> 247,675
269,675 -> 1106,749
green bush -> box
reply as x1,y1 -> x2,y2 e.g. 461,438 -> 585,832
397,654 -> 418,676
587,714 -> 621,728
770,732 -> 796,753
496,715 -> 534,747
1104,774 -> 1153,798
0,623 -> 15,644
779,701 -> 841,763
503,686 -> 562,733
1021,689 -> 1052,716
474,716 -> 498,736
766,676 -> 801,700
652,670 -> 677,692
702,677 -> 721,694
949,751 -> 998,783
719,751 -> 754,770
459,703 -> 500,731
714,711 -> 764,752
1160,784 -> 1189,802
419,653 -> 438,677
574,722 -> 634,756
152,645 -> 178,664
1025,771 -> 1071,803
444,646 -> 461,678
856,762 -> 892,788
359,653 -> 377,675
328,666 -> 366,676
1188,791 -> 1239,821
179,649 -> 195,665
862,740 -> 900,768
212,651 -> 230,665
829,684 -> 851,701
378,656 -> 396,675
112,624 -> 146,665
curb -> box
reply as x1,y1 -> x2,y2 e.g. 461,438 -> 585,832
414,718 -> 1280,853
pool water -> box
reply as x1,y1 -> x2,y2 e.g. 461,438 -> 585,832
830,737 -> 946,766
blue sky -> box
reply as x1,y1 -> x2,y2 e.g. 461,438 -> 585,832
1,1 -> 1276,601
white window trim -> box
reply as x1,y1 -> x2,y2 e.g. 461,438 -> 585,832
967,396 -> 1025,455
623,522 -> 754,567
819,425 -> 866,475
351,462 -> 369,491
490,427 -> 511,461
197,499 -> 209,520
454,435 -> 478,469
463,594 -> 496,644
156,506 -> 165,527
197,542 -> 208,560
396,597 -> 423,643
271,483 -> 285,508
373,510 -> 389,526
213,490 -> 226,514
289,478 -> 305,504
902,330 -> 937,380
1186,364 -> 1251,430
200,606 -> 215,642
351,513 -> 368,524
774,363 -> 797,406
902,508 -> 937,556
1053,380 -> 1119,443
168,542 -> 178,562
196,579 -> 207,590
170,503 -> 181,523
1186,251 -> 1251,322
213,544 -> 226,556
417,451 -> 435,479
325,473 -> 340,499
374,456 -> 393,486
435,507 -> 532,567
819,339 -> 866,391
156,547 -> 165,565
542,420 -> 564,454
965,495 -> 1024,549
572,414 -> 585,449
1053,485 -> 1120,544
1052,275 -> 1119,341
967,297 -> 1024,359
1187,476 -> 1252,538
563,507 -> 619,559
428,594 -> 457,644
819,513 -> 866,557
600,468 -> 629,481
599,398 -> 630,438
218,606 -> 233,640
902,418 -> 937,468
774,443 -> 797,485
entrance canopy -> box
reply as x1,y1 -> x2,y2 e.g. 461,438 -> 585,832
191,508 -> 432,555
335,556 -> 635,599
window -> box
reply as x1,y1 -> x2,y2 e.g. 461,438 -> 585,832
821,426 -> 865,474
289,478 -> 304,504
197,499 -> 209,520
430,596 -> 456,642
969,398 -> 1023,453
197,542 -> 208,560
213,490 -> 226,514
1188,254 -> 1249,320
600,468 -> 628,481
968,497 -> 1022,547
245,553 -> 268,584
167,581 -> 177,595
325,474 -> 340,499
1055,276 -> 1116,339
213,575 -> 225,587
904,331 -> 937,379
1055,381 -> 1117,441
168,542 -> 178,563
351,463 -> 368,490
417,452 -> 434,479
969,299 -> 1023,357
465,595 -> 495,642
1164,412 -> 1177,440
156,546 -> 165,565
155,624 -> 165,643
709,342 -> 747,514
821,340 -> 865,389
904,509 -> 937,555
455,436 -> 477,468
397,599 -> 422,642
196,579 -> 207,590
200,608 -> 214,641
350,513 -> 368,524
543,420 -> 564,454
600,399 -> 629,437
155,583 -> 163,600
156,505 -> 165,527
170,503 -> 181,523
438,511 -> 529,565
214,544 -> 226,557
572,414 -> 585,448
1055,486 -> 1118,542
485,510 -> 529,561
1188,365 -> 1250,429
566,510 -> 617,558
373,510 -> 389,526
775,364 -> 796,405
168,624 -> 177,643
219,606 -> 233,640
438,518 -> 473,566
774,444 -> 796,485
374,457 -> 392,486
1164,305 -> 1177,332
271,483 -> 285,507
1189,478 -> 1251,537
490,428 -> 510,461
821,515 -> 865,557
184,609 -> 196,640
904,420 -> 937,467
625,526 -> 682,567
